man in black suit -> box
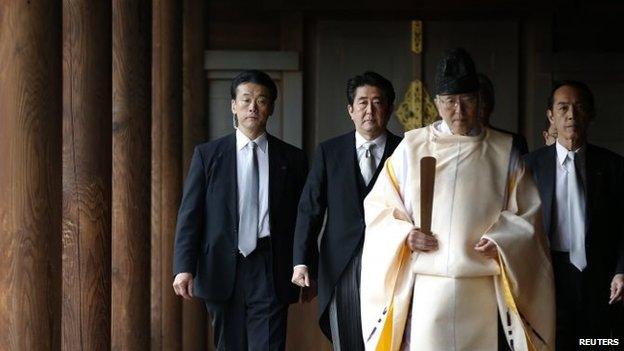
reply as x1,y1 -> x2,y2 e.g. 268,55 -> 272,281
172,70 -> 307,350
291,71 -> 402,350
524,81 -> 624,350
477,73 -> 529,154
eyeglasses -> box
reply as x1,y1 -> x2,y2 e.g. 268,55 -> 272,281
437,94 -> 478,109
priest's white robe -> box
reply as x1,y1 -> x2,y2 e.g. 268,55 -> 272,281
360,124 -> 555,351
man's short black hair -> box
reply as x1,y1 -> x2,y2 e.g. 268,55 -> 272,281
346,71 -> 396,106
547,80 -> 595,118
230,69 -> 278,103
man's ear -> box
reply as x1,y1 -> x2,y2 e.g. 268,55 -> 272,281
546,109 -> 554,124
231,99 -> 237,114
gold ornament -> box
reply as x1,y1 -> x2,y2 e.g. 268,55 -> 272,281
395,80 -> 438,132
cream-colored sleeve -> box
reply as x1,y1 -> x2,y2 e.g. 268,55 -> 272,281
483,157 -> 556,351
361,141 -> 415,350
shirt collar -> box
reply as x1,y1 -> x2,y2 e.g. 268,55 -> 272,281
236,129 -> 268,153
355,130 -> 387,150
555,140 -> 584,166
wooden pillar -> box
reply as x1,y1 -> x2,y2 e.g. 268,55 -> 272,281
111,1 -> 152,350
61,1 -> 112,349
151,0 -> 183,350
0,2 -> 62,350
182,0 -> 209,349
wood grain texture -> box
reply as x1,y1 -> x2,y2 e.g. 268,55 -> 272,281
111,1 -> 151,350
151,0 -> 183,350
419,156 -> 436,235
0,1 -> 62,350
61,1 -> 112,350
182,0 -> 210,349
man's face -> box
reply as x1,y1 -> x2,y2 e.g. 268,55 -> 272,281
435,92 -> 479,135
348,85 -> 392,139
547,85 -> 590,146
542,122 -> 557,146
231,82 -> 273,138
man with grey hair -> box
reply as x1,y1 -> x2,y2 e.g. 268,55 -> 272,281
360,48 -> 555,351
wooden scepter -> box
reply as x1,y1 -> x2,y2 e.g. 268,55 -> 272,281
420,156 -> 436,235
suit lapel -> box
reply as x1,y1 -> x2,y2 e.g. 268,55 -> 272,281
367,132 -> 400,190
584,144 -> 599,234
538,145 -> 556,239
222,134 -> 238,227
267,134 -> 287,225
342,133 -> 365,213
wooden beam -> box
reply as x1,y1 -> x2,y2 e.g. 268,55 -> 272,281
152,0 -> 183,349
0,1 -> 62,350
111,1 -> 151,350
61,0 -> 112,350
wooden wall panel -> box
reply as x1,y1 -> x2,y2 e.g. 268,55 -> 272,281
111,1 -> 152,350
152,0 -> 183,350
61,0 -> 112,350
0,1 -> 62,350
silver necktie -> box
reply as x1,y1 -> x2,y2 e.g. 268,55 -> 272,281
565,151 -> 586,270
360,142 -> 376,186
238,141 -> 259,257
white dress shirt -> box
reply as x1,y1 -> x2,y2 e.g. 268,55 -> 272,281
552,140 -> 586,252
355,131 -> 387,170
236,129 -> 270,238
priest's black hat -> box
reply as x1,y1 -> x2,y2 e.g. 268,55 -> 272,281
434,48 -> 479,95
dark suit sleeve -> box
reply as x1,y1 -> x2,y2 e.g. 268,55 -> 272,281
173,146 -> 206,277
293,145 -> 327,279
296,150 -> 310,196
616,158 -> 624,274
522,152 -> 538,179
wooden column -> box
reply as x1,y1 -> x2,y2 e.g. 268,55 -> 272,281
151,0 -> 183,350
0,2 -> 62,350
61,1 -> 112,349
111,1 -> 151,350
182,0 -> 209,349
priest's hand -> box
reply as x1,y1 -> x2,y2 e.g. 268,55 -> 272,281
406,228 -> 438,252
609,273 -> 624,304
474,238 -> 499,260
172,272 -> 194,300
